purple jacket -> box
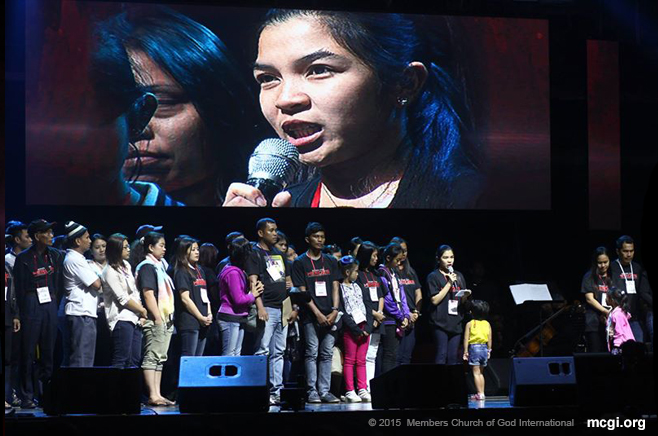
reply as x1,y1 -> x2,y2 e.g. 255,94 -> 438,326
218,266 -> 255,317
378,266 -> 410,326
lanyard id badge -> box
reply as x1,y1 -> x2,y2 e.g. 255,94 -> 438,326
315,280 -> 328,297
618,260 -> 636,294
37,286 -> 52,304
352,309 -> 366,325
448,299 -> 459,316
200,287 -> 209,304
266,257 -> 284,282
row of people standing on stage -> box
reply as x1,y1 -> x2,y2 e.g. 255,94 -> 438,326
4,216 -> 479,408
580,236 -> 653,353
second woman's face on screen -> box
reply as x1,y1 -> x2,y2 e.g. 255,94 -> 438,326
254,17 -> 395,169
123,50 -> 214,196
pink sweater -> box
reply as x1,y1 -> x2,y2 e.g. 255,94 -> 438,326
607,307 -> 635,350
218,266 -> 255,317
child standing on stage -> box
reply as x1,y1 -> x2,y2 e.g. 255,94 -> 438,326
339,256 -> 372,403
606,288 -> 635,355
463,300 -> 492,401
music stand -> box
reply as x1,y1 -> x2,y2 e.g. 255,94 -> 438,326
510,284 -> 555,357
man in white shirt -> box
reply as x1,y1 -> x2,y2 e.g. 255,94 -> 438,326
63,221 -> 102,367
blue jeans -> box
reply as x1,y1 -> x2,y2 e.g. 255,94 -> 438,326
254,307 -> 288,396
219,320 -> 245,356
67,315 -> 97,367
303,322 -> 335,396
180,329 -> 207,357
111,321 -> 142,368
397,326 -> 416,365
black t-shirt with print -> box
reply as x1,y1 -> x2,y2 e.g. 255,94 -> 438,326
356,270 -> 386,335
427,269 -> 467,334
397,267 -> 421,312
174,266 -> 208,331
245,243 -> 289,309
581,270 -> 612,332
292,253 -> 340,324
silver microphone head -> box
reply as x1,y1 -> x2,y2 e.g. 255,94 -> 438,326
448,266 -> 454,274
248,138 -> 300,188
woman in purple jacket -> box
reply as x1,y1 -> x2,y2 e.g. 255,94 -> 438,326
217,237 -> 264,356
377,243 -> 411,374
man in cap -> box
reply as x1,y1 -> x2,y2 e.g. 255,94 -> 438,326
13,219 -> 65,408
135,224 -> 163,241
62,221 -> 102,367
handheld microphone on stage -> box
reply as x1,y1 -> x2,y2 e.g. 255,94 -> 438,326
448,266 -> 458,286
247,138 -> 300,205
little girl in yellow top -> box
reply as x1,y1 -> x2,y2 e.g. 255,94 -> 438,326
463,300 -> 492,401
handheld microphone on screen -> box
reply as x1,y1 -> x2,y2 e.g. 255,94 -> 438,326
247,138 -> 300,205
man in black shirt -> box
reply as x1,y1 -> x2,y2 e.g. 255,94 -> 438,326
292,222 -> 341,403
610,235 -> 653,346
13,219 -> 65,408
246,218 -> 296,405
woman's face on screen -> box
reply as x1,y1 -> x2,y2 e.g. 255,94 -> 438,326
254,16 -> 395,169
123,50 -> 214,196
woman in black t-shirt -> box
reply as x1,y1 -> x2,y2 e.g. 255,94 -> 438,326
354,242 -> 386,389
581,247 -> 613,353
427,245 -> 470,365
172,237 -> 212,357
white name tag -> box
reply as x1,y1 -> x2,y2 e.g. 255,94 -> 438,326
200,287 -> 209,304
266,263 -> 284,282
315,281 -> 327,297
369,287 -> 378,302
352,309 -> 366,325
37,286 -> 52,304
600,292 -> 611,308
448,299 -> 459,316
625,280 -> 636,294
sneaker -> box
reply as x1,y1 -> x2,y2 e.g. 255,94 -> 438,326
20,399 -> 37,409
345,391 -> 362,403
469,393 -> 485,401
357,389 -> 371,403
320,392 -> 340,403
307,391 -> 321,404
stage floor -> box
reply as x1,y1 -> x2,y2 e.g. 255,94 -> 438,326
6,395 -> 511,418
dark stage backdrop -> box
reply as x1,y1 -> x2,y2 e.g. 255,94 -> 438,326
6,0 -> 657,355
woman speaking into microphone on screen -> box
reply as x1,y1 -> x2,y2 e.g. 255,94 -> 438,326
223,10 -> 481,209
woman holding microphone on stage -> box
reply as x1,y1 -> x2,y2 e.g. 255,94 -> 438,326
427,245 -> 470,365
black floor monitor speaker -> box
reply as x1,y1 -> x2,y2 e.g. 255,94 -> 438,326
43,367 -> 141,415
178,356 -> 269,413
509,357 -> 577,406
574,351 -> 655,414
371,364 -> 467,409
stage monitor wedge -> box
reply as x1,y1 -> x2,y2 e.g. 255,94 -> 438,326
509,357 -> 577,407
371,364 -> 467,409
178,356 -> 269,413
43,367 -> 141,415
